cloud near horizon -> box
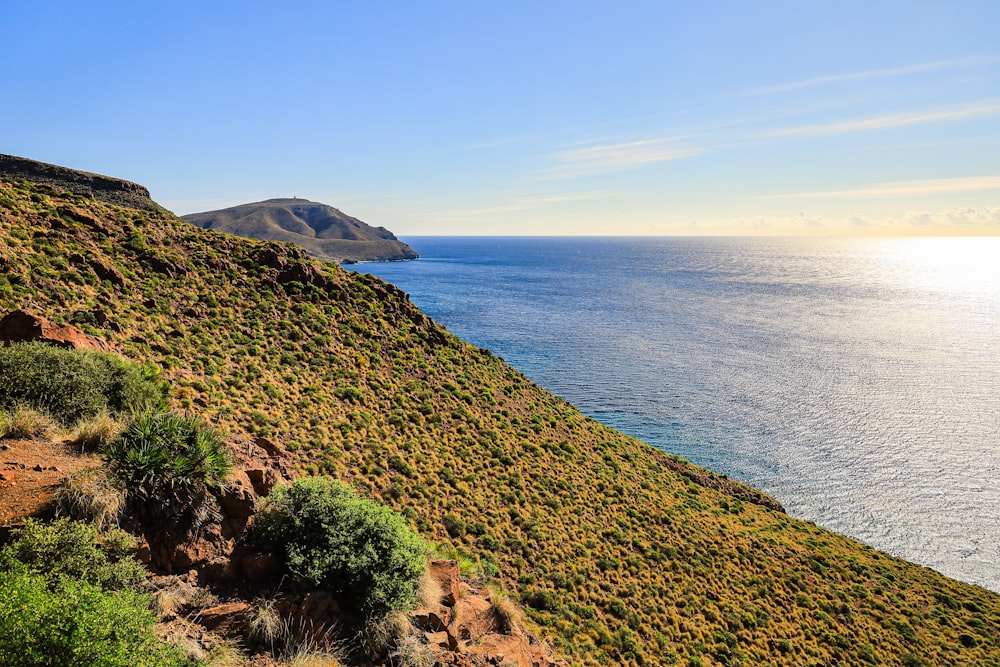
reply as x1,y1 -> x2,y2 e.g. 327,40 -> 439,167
751,176 -> 1000,201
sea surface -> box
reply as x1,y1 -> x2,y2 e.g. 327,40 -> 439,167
351,236 -> 1000,593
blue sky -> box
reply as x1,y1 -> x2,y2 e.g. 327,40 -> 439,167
2,1 -> 999,235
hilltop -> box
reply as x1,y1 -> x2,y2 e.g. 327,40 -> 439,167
0,161 -> 998,666
182,198 -> 418,264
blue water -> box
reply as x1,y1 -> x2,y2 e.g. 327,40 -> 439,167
352,236 -> 1000,592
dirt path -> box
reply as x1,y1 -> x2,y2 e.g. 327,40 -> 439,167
0,437 -> 98,531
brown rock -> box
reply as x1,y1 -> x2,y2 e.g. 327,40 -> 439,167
245,468 -> 281,496
87,258 -> 126,287
254,437 -> 284,457
449,593 -> 496,645
425,631 -> 457,651
197,602 -> 251,631
429,559 -> 463,607
413,609 -> 451,633
0,310 -> 112,352
218,471 -> 256,522
240,552 -> 279,583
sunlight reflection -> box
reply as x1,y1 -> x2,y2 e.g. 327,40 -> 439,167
874,237 -> 1000,298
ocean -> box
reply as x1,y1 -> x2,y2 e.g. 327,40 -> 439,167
351,236 -> 1000,593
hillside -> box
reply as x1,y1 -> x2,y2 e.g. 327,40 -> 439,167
0,164 -> 998,667
182,198 -> 418,264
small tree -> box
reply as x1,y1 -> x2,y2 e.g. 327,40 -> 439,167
256,477 -> 426,620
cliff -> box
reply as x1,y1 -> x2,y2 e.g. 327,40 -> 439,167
0,154 -> 161,212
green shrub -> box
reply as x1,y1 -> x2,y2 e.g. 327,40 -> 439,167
0,342 -> 165,425
102,411 -> 232,524
0,518 -> 145,592
0,569 -> 188,667
256,477 -> 426,619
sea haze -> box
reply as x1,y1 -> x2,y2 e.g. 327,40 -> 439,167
352,236 -> 1000,592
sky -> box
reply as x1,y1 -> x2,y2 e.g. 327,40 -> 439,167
2,1 -> 999,236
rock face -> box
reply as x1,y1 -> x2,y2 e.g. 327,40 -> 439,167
183,198 -> 418,264
413,560 -> 568,667
0,310 -> 113,352
136,436 -> 296,578
0,154 -> 158,211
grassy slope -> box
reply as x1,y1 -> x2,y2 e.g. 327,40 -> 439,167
1,177 -> 998,667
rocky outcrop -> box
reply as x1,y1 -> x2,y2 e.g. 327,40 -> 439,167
0,154 -> 159,211
255,242 -> 331,290
0,310 -> 113,352
413,560 -> 567,667
135,437 -> 296,578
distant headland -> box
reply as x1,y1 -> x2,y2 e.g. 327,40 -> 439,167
183,198 -> 418,264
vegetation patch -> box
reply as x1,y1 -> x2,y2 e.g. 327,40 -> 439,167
0,342 -> 165,425
0,518 -> 186,667
257,477 -> 426,620
2,176 -> 999,666
102,411 -> 232,524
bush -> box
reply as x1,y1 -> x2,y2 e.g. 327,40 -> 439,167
0,518 -> 145,592
102,411 -> 232,524
0,342 -> 165,425
256,477 -> 426,619
0,568 -> 188,667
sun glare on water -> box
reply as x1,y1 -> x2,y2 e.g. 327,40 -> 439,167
873,236 -> 1000,299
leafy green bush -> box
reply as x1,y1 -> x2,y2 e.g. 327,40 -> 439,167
102,411 -> 232,524
256,477 -> 426,619
0,342 -> 165,425
0,518 -> 144,592
0,569 -> 189,667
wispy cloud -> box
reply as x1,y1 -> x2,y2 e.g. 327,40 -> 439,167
765,100 -> 1000,138
752,176 -> 1000,201
742,55 -> 1000,97
538,136 -> 705,180
396,190 -> 619,223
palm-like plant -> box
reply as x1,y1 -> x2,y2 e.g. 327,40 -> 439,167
102,412 -> 232,525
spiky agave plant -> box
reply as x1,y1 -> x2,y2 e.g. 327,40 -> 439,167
102,411 -> 232,525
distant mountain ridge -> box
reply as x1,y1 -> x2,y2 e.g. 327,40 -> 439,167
182,198 -> 418,264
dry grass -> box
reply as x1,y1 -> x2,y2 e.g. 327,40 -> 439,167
280,619 -> 346,667
486,583 -> 523,635
249,596 -> 286,649
203,639 -> 246,667
1,405 -> 56,440
54,465 -> 126,530
281,648 -> 344,667
355,611 -> 414,657
390,634 -> 436,667
417,571 -> 443,608
145,579 -> 219,620
68,411 -> 125,451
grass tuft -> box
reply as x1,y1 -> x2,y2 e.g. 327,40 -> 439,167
1,405 -> 56,440
55,465 -> 126,530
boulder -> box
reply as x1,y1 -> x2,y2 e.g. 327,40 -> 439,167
0,310 -> 113,351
